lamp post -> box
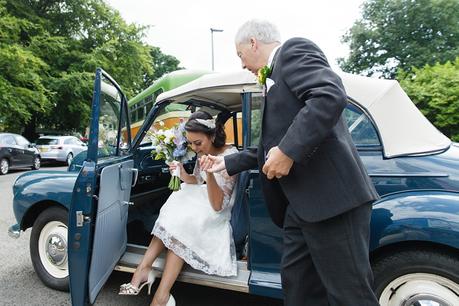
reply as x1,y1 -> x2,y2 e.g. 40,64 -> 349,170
210,28 -> 223,71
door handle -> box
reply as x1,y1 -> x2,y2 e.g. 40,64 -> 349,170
131,168 -> 139,186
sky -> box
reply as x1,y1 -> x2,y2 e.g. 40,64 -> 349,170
106,0 -> 365,72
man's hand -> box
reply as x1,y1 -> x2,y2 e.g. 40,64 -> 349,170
200,155 -> 226,172
262,146 -> 294,180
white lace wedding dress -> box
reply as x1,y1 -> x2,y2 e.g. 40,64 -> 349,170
151,146 -> 239,276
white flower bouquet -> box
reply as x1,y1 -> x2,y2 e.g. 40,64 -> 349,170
147,121 -> 195,191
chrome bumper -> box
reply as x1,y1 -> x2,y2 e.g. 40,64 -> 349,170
8,224 -> 21,239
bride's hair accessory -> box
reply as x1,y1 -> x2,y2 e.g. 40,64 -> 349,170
195,118 -> 216,129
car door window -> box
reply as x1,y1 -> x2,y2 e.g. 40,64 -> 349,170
98,76 -> 128,157
343,104 -> 381,147
247,99 -> 380,148
249,93 -> 263,147
14,135 -> 29,147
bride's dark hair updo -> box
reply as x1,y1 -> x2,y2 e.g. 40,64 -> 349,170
185,110 -> 226,148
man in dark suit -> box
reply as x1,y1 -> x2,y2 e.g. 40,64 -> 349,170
201,19 -> 380,306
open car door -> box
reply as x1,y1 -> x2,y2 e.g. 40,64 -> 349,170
68,68 -> 136,305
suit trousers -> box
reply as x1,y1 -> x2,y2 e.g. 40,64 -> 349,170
281,203 -> 380,306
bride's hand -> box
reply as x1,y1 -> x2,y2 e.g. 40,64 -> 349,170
169,162 -> 184,174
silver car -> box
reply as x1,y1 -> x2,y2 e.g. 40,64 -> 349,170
36,136 -> 87,165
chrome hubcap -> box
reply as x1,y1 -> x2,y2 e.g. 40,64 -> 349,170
403,293 -> 451,306
67,154 -> 73,165
34,158 -> 40,169
379,273 -> 459,306
45,233 -> 67,266
38,221 -> 68,278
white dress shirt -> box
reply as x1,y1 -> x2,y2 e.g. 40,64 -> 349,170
268,44 -> 281,68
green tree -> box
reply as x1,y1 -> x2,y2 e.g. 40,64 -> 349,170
339,0 -> 459,78
144,46 -> 182,87
398,58 -> 459,141
0,1 -> 53,132
2,0 -> 179,139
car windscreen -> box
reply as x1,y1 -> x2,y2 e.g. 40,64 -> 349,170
36,138 -> 59,145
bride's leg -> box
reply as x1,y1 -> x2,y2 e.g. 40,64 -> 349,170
130,236 -> 166,288
151,250 -> 184,306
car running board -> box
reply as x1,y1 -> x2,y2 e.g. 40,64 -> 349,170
115,244 -> 250,293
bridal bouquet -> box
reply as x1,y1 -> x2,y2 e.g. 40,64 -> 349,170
147,121 -> 195,191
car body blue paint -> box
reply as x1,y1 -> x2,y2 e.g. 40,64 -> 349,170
249,270 -> 283,299
12,170 -> 77,228
370,191 -> 459,251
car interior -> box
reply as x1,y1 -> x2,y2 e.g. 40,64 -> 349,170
125,100 -> 251,261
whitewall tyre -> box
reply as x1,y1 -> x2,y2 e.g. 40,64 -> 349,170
30,207 -> 69,291
373,250 -> 459,306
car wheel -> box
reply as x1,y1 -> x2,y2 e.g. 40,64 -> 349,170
66,153 -> 73,166
373,249 -> 459,306
30,207 -> 69,291
0,158 -> 9,175
32,156 -> 41,170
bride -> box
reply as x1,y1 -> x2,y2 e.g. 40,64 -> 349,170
119,110 -> 239,306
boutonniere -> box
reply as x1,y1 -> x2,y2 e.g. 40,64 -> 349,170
257,65 -> 271,86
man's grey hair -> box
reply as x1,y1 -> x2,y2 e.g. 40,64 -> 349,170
235,19 -> 281,45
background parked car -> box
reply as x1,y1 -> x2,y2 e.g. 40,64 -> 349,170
35,136 -> 87,165
0,132 -> 40,175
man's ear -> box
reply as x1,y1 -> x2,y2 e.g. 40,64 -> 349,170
250,37 -> 258,50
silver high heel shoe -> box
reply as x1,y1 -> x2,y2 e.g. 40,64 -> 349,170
119,270 -> 155,295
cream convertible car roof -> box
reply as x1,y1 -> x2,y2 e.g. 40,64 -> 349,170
156,70 -> 451,158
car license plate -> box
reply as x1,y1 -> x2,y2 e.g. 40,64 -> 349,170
39,147 -> 48,152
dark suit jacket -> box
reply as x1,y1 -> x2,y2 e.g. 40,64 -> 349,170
225,37 -> 379,227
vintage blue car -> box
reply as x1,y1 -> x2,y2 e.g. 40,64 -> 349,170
9,69 -> 459,306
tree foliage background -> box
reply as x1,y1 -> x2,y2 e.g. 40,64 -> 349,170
398,59 -> 459,141
339,0 -> 459,78
0,0 -> 181,139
